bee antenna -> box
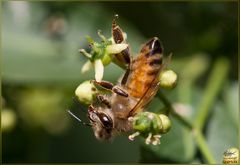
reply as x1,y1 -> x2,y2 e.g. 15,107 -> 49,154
67,109 -> 91,127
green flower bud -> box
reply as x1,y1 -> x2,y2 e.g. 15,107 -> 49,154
75,81 -> 97,104
132,112 -> 172,134
159,69 -> 177,89
151,114 -> 163,134
133,112 -> 162,134
159,114 -> 171,134
1,109 -> 17,132
131,112 -> 172,145
101,53 -> 112,66
132,112 -> 152,133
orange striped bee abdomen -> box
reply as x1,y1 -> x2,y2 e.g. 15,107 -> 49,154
125,37 -> 163,99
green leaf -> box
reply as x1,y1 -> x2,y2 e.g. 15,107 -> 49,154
206,84 -> 238,163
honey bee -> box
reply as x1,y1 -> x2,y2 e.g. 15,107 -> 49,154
79,16 -> 164,141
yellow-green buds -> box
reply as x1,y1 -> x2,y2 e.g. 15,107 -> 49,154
159,69 -> 177,89
159,114 -> 172,133
130,111 -> 172,145
132,112 -> 171,134
75,81 -> 97,104
132,112 -> 159,133
101,53 -> 112,66
1,109 -> 17,132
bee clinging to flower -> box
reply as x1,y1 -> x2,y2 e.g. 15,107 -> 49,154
71,15 -> 176,145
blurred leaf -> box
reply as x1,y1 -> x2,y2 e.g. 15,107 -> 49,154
175,54 -> 209,104
17,87 -> 70,135
2,2 -> 145,85
223,82 -> 238,125
206,83 -> 238,163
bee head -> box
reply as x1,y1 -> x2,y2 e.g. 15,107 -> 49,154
87,105 -> 114,140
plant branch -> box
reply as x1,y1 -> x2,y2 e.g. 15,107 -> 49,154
156,91 -> 216,164
194,57 -> 229,130
194,129 -> 216,163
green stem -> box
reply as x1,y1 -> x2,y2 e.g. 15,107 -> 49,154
194,129 -> 216,163
157,91 -> 216,164
194,58 -> 229,131
170,109 -> 193,130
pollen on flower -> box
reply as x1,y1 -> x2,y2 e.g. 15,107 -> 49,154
147,113 -> 155,120
145,133 -> 161,145
128,131 -> 140,141
81,60 -> 93,73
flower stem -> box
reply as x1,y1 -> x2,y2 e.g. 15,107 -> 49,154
156,91 -> 216,164
194,129 -> 216,163
194,57 -> 229,131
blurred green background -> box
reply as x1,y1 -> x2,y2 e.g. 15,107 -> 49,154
1,1 -> 238,163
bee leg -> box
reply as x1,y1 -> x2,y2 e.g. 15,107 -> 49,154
92,80 -> 129,97
91,80 -> 114,90
112,86 -> 128,97
121,65 -> 131,85
111,15 -> 132,70
112,14 -> 125,44
97,94 -> 111,108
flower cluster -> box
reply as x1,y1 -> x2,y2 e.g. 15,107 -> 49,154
80,30 -> 128,81
128,112 -> 171,145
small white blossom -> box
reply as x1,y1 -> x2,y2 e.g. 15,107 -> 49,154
128,132 -> 140,141
94,59 -> 104,82
145,133 -> 161,145
106,44 -> 128,54
81,60 -> 93,73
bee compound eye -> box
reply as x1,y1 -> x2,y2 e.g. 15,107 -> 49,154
98,113 -> 113,129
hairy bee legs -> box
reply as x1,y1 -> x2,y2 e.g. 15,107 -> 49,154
91,80 -> 129,97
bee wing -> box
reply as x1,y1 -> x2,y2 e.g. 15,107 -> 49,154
128,66 -> 163,117
128,54 -> 172,117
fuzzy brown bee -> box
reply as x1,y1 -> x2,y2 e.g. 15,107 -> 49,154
87,17 -> 164,140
